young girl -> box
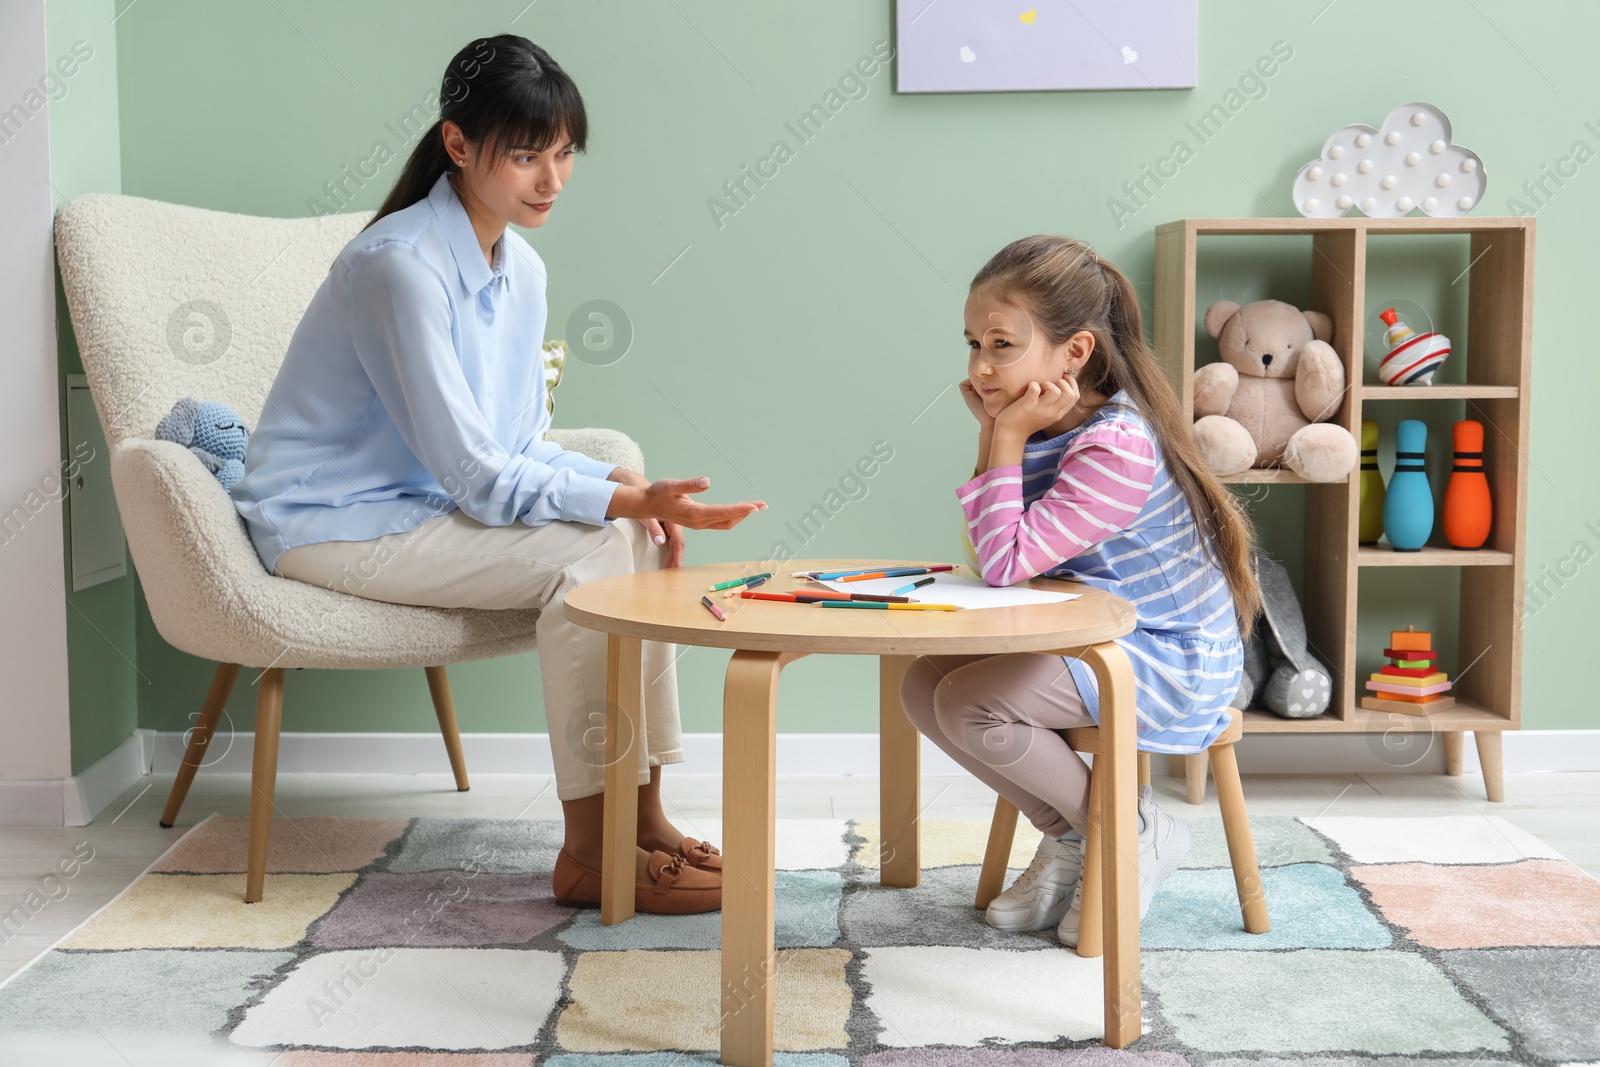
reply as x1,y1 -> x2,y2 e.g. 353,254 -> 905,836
900,235 -> 1261,946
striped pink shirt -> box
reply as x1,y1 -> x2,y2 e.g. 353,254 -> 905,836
958,421 -> 1159,586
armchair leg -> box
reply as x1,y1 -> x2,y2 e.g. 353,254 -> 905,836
425,666 -> 470,791
160,662 -> 240,828
975,795 -> 1020,910
1210,740 -> 1270,934
244,668 -> 285,904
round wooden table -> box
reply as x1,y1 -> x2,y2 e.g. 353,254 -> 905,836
564,559 -> 1142,1062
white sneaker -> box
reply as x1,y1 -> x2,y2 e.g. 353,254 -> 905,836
1057,784 -> 1191,947
984,832 -> 1085,932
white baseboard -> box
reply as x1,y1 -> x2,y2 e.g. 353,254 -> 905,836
145,728 -> 1600,779
6,727 -> 1594,825
0,729 -> 154,827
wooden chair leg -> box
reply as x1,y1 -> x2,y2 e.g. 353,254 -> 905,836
1442,730 -> 1464,776
425,666 -> 470,792
1210,740 -> 1270,934
1474,730 -> 1505,803
1183,752 -> 1209,805
160,662 -> 239,828
1137,750 -> 1151,788
1076,764 -> 1104,959
975,795 -> 1020,910
244,668 -> 285,904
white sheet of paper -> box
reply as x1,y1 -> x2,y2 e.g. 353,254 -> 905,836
816,572 -> 1081,610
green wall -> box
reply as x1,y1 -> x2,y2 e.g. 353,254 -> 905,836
46,0 -> 137,773
54,0 -> 1598,748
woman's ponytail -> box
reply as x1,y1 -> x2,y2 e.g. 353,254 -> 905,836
361,118 -> 457,234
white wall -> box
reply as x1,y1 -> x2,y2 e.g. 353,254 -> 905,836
0,0 -> 74,815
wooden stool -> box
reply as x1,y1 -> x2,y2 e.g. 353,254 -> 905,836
975,706 -> 1270,954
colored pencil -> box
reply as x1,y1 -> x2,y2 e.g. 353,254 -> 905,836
700,595 -> 727,621
796,566 -> 887,580
838,565 -> 956,583
738,591 -> 912,604
799,564 -> 956,581
722,575 -> 771,597
800,593 -> 911,603
708,572 -> 772,592
891,576 -> 937,595
815,600 -> 962,611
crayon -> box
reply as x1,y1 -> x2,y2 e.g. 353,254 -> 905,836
700,595 -> 727,622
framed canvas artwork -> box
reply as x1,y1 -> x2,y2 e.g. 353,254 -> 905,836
895,0 -> 1197,93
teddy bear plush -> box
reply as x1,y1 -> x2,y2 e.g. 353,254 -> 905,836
155,397 -> 251,493
1193,299 -> 1358,482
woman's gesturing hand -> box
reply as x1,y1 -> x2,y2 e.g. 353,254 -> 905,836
607,468 -> 692,566
645,477 -> 766,531
604,473 -> 766,569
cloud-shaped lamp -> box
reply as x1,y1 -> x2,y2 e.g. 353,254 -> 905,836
1293,102 -> 1486,219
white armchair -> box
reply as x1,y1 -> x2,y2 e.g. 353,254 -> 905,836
53,192 -> 643,901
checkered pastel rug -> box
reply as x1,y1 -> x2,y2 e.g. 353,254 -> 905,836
1,810 -> 1597,1064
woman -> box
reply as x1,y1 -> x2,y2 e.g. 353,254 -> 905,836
232,35 -> 764,915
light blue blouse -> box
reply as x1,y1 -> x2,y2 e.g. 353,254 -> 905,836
232,171 -> 620,575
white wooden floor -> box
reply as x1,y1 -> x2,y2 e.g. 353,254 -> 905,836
3,768 -> 1597,984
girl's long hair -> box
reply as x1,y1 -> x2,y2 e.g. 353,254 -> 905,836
971,235 -> 1262,632
361,34 -> 588,232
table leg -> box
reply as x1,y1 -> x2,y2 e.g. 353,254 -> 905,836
1081,642 -> 1141,1048
878,655 -> 920,888
721,649 -> 793,1067
601,633 -> 642,925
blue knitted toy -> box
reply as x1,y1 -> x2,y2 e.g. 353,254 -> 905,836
155,397 -> 250,493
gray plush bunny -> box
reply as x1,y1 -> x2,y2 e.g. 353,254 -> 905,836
155,397 -> 251,493
1232,550 -> 1333,719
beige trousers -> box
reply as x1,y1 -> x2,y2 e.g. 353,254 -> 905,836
901,653 -> 1095,840
273,508 -> 684,802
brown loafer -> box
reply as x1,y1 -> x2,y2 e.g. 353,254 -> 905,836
679,836 -> 722,873
551,847 -> 722,915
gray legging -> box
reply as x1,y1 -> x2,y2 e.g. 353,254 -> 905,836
900,653 -> 1096,840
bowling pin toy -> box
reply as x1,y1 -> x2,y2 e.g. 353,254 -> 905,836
1383,419 -> 1434,551
1358,419 -> 1386,545
1443,419 -> 1492,549
1377,308 -> 1452,386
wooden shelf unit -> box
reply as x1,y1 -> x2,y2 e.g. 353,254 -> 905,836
1153,216 -> 1534,800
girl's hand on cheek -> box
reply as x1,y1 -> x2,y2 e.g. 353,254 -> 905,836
996,372 -> 1079,435
958,379 -> 995,427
